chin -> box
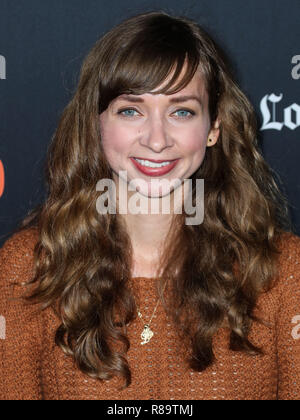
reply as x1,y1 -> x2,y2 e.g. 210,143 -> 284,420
147,180 -> 179,197
137,187 -> 168,199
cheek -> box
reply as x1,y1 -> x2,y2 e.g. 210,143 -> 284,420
101,123 -> 132,161
179,124 -> 209,177
181,125 -> 208,155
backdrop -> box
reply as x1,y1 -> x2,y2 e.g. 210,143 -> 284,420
0,0 -> 299,246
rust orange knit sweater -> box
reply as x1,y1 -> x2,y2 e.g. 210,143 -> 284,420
0,228 -> 300,400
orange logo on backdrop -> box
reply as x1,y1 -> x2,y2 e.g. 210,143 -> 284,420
0,160 -> 4,197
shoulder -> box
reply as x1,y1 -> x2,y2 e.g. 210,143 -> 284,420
1,227 -> 39,253
276,230 -> 300,278
0,228 -> 40,287
269,230 -> 300,304
277,230 -> 300,257
249,231 -> 300,329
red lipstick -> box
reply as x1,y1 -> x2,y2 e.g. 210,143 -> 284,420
130,157 -> 180,177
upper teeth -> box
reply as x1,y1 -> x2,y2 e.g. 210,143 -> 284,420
134,158 -> 172,168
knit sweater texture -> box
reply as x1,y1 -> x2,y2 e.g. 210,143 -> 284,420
0,228 -> 300,400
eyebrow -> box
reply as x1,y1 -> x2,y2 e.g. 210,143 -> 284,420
116,94 -> 203,107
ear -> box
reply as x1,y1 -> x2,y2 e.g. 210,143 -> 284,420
207,118 -> 221,147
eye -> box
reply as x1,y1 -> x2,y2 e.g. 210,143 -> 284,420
117,108 -> 140,117
117,107 -> 196,119
173,109 -> 195,118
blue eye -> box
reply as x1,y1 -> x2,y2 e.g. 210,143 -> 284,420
117,108 -> 195,118
118,108 -> 139,117
174,109 -> 195,118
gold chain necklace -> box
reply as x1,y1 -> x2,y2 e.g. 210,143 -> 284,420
135,279 -> 168,345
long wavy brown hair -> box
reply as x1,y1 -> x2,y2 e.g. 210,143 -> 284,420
13,10 -> 293,390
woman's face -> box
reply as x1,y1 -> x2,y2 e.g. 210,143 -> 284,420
99,65 -> 220,199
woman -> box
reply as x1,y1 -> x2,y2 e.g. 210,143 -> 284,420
0,10 -> 299,400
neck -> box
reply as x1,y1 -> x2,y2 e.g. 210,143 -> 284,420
121,210 -> 173,256
114,174 -> 185,273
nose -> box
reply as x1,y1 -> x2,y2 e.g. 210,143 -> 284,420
139,113 -> 174,153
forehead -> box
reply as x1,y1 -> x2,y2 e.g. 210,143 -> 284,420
152,64 -> 206,95
115,70 -> 207,104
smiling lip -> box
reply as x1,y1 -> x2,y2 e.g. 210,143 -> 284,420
130,157 -> 180,177
133,157 -> 178,163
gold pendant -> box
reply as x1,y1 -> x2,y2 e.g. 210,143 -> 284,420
141,324 -> 154,345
